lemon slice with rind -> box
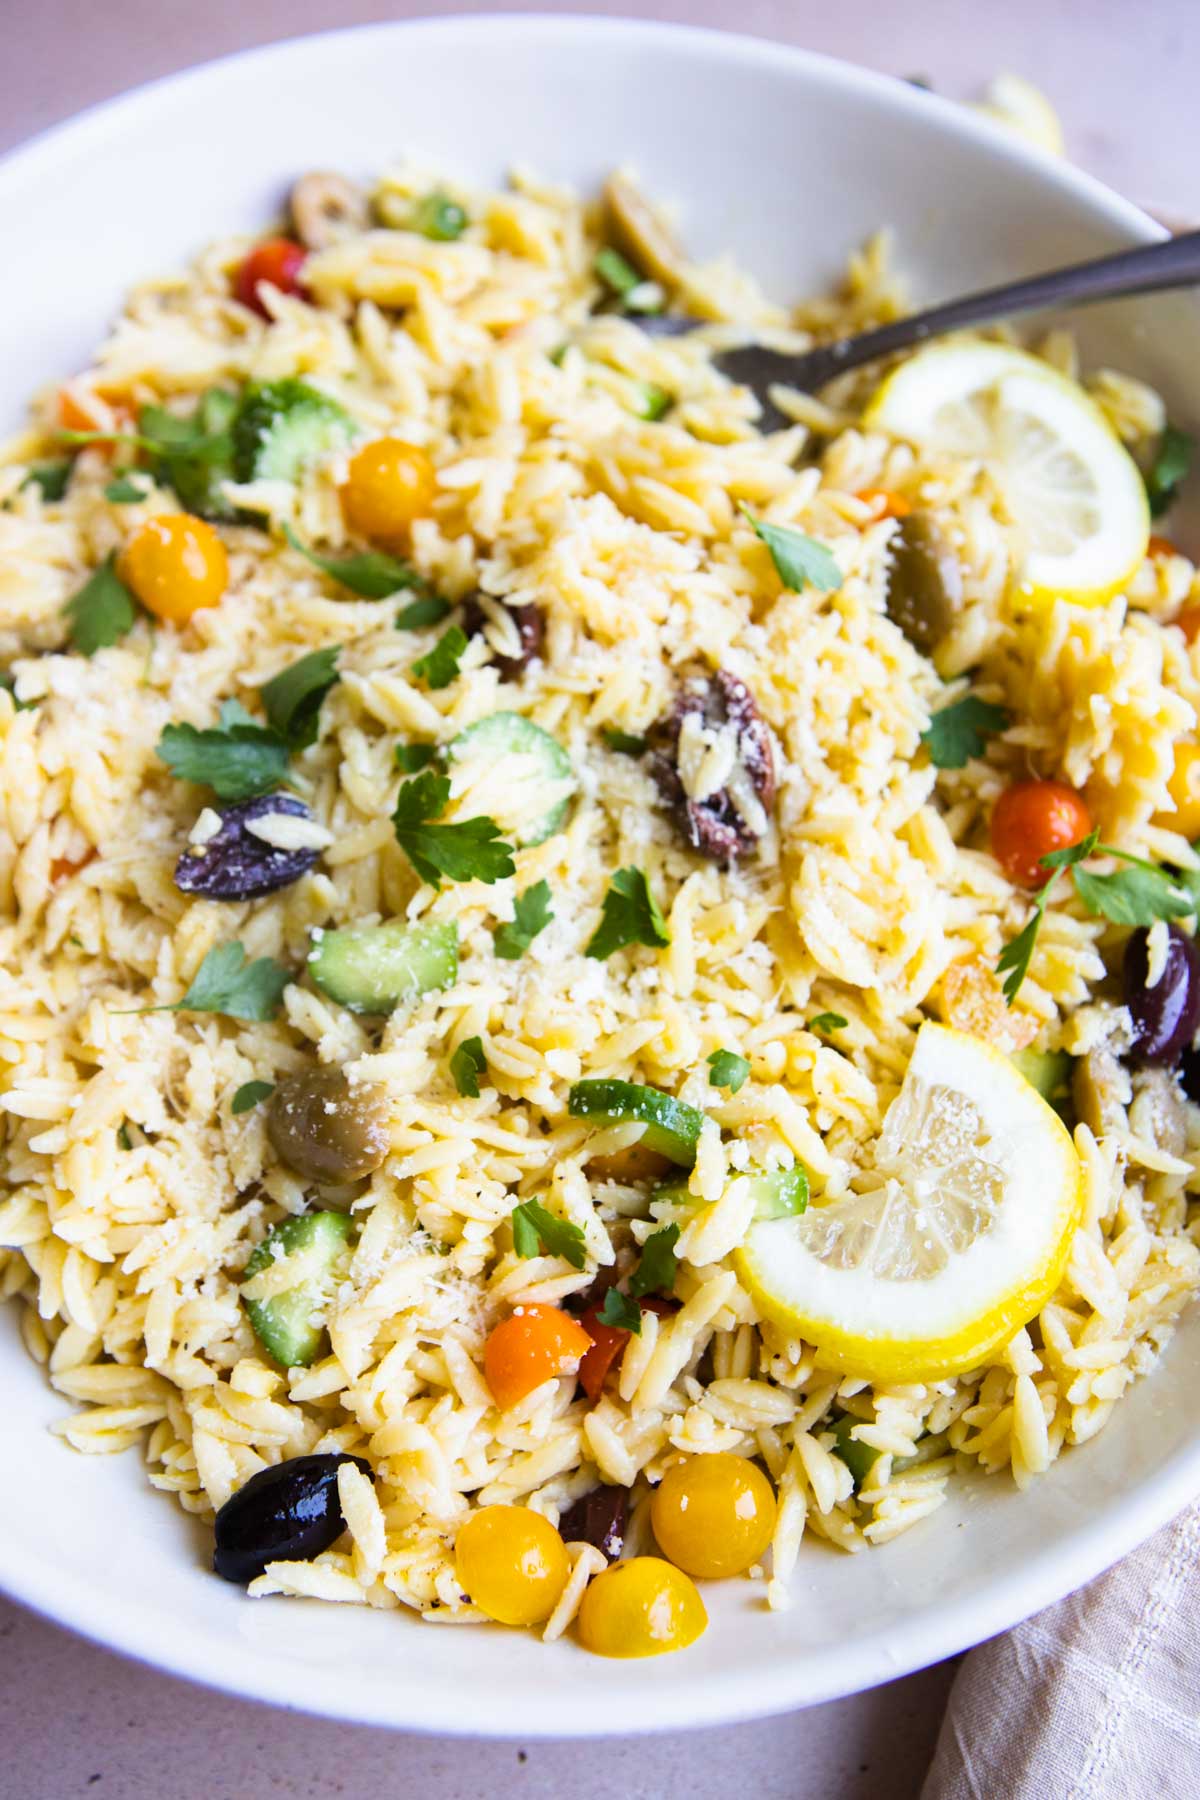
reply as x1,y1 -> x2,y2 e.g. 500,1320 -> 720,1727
864,342 -> 1149,607
736,1023 -> 1082,1382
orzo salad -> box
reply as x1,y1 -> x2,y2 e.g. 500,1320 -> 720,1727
2,163 -> 1199,1659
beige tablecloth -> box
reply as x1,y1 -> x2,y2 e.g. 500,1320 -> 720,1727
922,1500 -> 1200,1799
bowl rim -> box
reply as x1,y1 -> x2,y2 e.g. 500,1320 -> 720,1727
1,10 -> 1194,1737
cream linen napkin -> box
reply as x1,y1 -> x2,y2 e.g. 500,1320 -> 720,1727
921,1500 -> 1200,1798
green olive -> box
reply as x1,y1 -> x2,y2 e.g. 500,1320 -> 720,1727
885,511 -> 962,654
267,1066 -> 390,1186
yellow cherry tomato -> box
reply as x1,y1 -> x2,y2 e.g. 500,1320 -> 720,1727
340,437 -> 436,548
650,1453 -> 777,1580
577,1556 -> 707,1659
1157,741 -> 1200,840
454,1505 -> 569,1627
121,513 -> 228,623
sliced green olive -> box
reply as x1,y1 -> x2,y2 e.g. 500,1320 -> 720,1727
885,511 -> 962,654
267,1066 -> 390,1185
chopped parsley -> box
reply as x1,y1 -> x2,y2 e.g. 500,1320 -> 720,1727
138,390 -> 239,518
594,246 -> 642,297
450,1035 -> 488,1098
601,727 -> 647,756
635,382 -> 672,422
1145,424 -> 1194,518
411,624 -> 468,690
283,524 -> 425,599
808,1011 -> 849,1034
260,645 -> 340,750
585,866 -> 671,960
921,695 -> 1010,770
395,742 -> 439,774
232,1079 -> 275,1115
396,593 -> 452,630
23,461 -> 72,501
412,192 -> 468,241
742,508 -> 841,593
391,769 -> 515,889
494,879 -> 554,960
629,1223 -> 680,1298
706,1049 -> 750,1093
1,670 -> 36,712
63,553 -> 137,656
156,699 -> 289,801
154,941 -> 291,1021
511,1198 -> 587,1269
116,1123 -> 133,1151
597,1287 -> 643,1334
104,475 -> 148,504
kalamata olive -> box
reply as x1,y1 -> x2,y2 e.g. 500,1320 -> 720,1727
1181,1047 -> 1200,1105
885,511 -> 962,654
559,1484 -> 628,1562
267,1066 -> 391,1184
649,667 -> 775,864
1123,924 -> 1200,1064
636,314 -> 701,338
461,594 -> 544,679
213,1452 -> 372,1584
174,794 -> 322,900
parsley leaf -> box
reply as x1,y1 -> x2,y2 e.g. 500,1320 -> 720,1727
391,769 -> 516,889
997,832 -> 1099,1004
156,700 -> 290,801
283,524 -> 424,599
635,382 -> 672,422
1,670 -> 36,712
24,461 -> 72,501
921,696 -> 1010,770
412,192 -> 468,241
166,941 -> 291,1021
104,475 -> 147,503
116,1123 -> 133,1151
412,624 -> 468,690
396,593 -> 451,629
63,553 -> 137,656
395,742 -> 439,773
598,1287 -> 643,1334
585,866 -> 671,960
629,1223 -> 680,1298
259,645 -> 340,751
450,1035 -> 488,1098
494,880 -> 554,960
138,391 -> 239,519
232,1079 -> 275,1115
601,727 -> 647,755
742,508 -> 841,593
595,246 -> 642,296
1146,424 -> 1194,518
510,1198 -> 587,1269
707,1049 -> 750,1093
1071,848 -> 1197,927
808,1012 -> 848,1034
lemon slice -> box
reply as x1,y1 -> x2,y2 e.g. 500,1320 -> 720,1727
864,342 -> 1149,606
736,1023 -> 1082,1382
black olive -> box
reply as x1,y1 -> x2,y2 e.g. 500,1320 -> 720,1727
1124,924 -> 1200,1064
267,1066 -> 391,1185
649,667 -> 775,864
559,1484 -> 628,1562
174,794 -> 320,900
885,511 -> 962,654
461,595 -> 543,679
213,1452 -> 373,1585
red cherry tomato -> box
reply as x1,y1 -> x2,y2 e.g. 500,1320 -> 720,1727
234,238 -> 309,317
990,779 -> 1093,888
578,1296 -> 677,1404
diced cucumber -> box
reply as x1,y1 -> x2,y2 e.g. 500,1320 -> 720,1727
232,378 -> 355,484
1010,1048 -> 1072,1105
568,1079 -> 703,1167
307,919 -> 458,1015
242,1211 -> 352,1368
447,712 -> 575,847
828,1414 -> 880,1491
654,1166 -> 808,1219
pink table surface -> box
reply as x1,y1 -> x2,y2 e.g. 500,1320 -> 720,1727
2,4 -> 1194,1795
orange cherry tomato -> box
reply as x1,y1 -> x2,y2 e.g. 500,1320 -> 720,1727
484,1304 -> 592,1411
121,513 -> 228,624
1174,604 -> 1200,644
340,437 -> 437,549
1156,741 -> 1200,839
1148,535 -> 1179,560
990,779 -> 1093,889
49,849 -> 96,885
856,486 -> 912,520
234,237 -> 309,317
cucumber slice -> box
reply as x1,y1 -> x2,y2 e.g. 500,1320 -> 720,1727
447,712 -> 575,847
232,378 -> 355,484
308,919 -> 458,1015
242,1211 -> 352,1368
654,1166 -> 808,1219
828,1414 -> 880,1491
568,1079 -> 703,1167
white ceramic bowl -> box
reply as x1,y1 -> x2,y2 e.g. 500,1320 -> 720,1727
3,14 -> 1199,1739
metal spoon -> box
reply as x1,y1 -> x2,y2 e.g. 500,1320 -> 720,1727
708,230 -> 1200,425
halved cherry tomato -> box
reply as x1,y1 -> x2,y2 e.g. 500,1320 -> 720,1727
990,779 -> 1093,888
578,1296 -> 677,1404
1149,535 -> 1179,560
856,487 -> 912,520
234,238 -> 309,317
484,1304 -> 591,1411
58,384 -> 130,442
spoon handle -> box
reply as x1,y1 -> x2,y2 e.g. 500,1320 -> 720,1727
814,230 -> 1200,378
